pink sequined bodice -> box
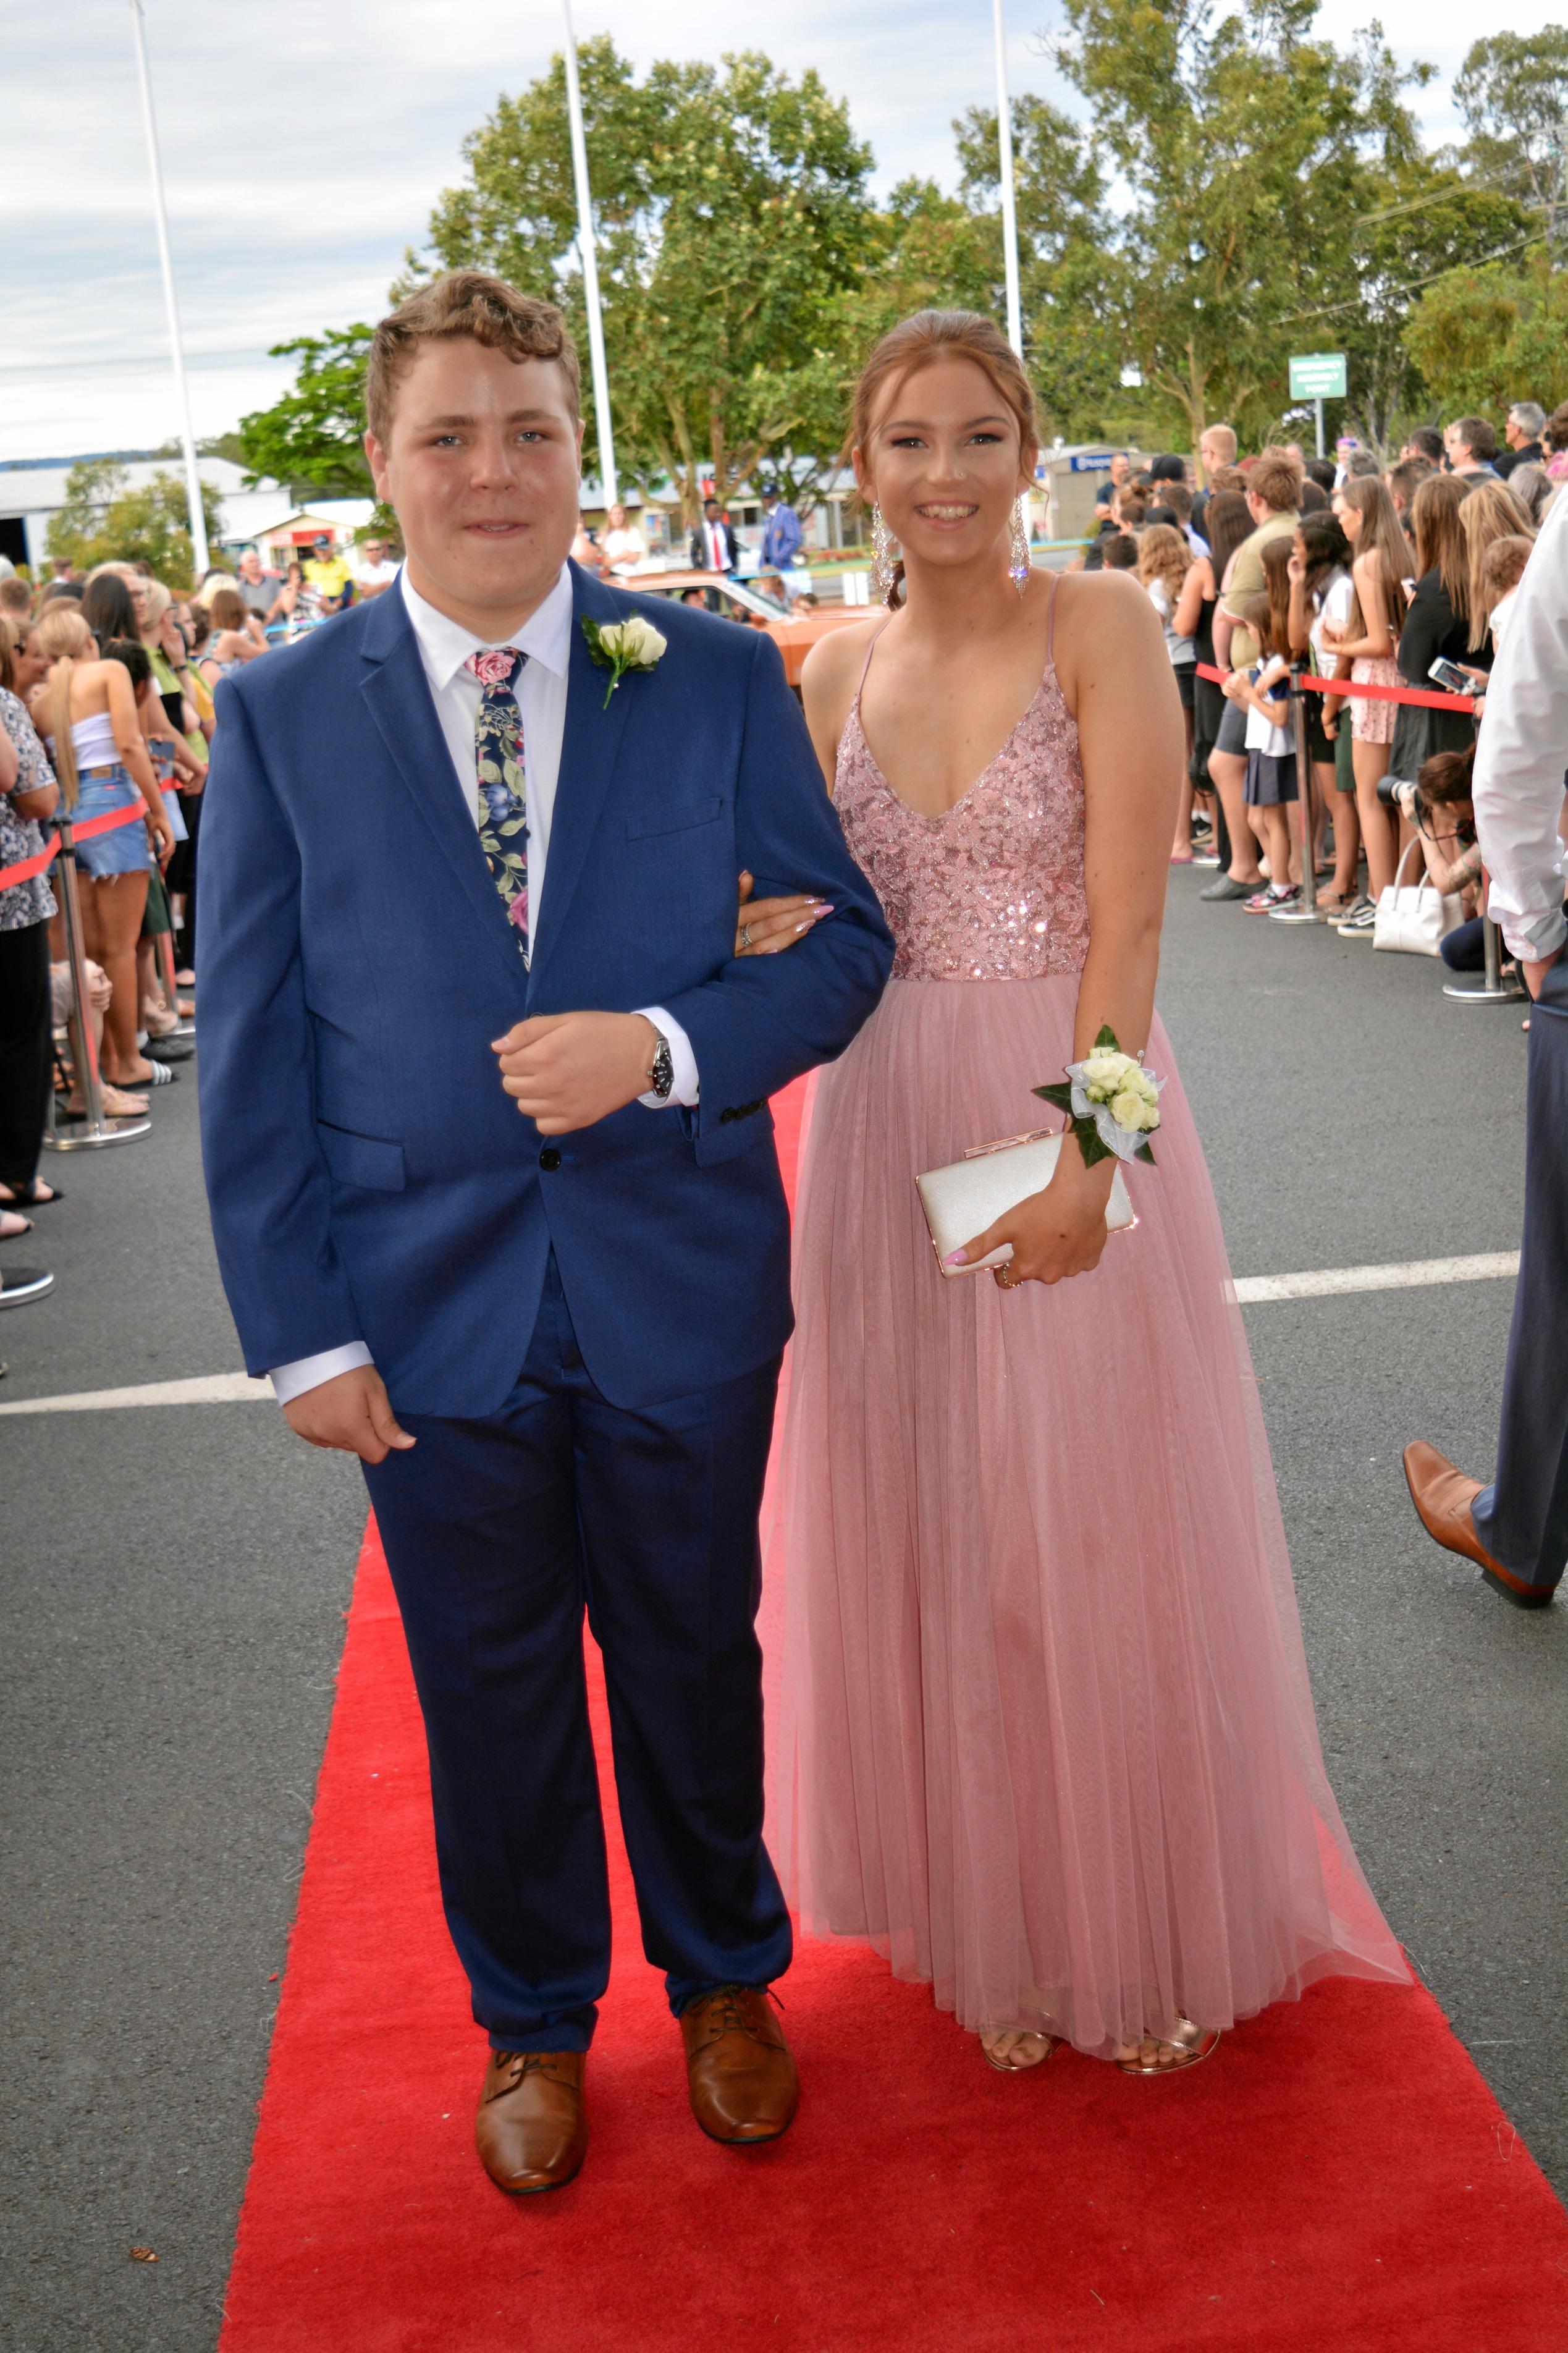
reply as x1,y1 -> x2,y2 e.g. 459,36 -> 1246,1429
834,653 -> 1090,981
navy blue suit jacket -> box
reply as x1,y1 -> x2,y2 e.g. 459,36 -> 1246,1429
196,564 -> 891,1416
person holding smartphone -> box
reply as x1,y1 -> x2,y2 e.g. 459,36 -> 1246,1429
1386,475 -> 1488,800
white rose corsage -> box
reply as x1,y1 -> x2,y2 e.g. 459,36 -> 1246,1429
582,614 -> 667,708
1035,1024 -> 1163,1167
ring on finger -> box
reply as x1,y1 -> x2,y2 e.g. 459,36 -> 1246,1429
738,924 -> 752,952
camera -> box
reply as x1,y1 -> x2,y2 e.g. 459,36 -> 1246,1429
1375,773 -> 1474,844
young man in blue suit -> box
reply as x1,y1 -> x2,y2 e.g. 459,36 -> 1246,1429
198,274 -> 891,2194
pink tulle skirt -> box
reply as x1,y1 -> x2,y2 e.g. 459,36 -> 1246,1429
769,977 -> 1408,2055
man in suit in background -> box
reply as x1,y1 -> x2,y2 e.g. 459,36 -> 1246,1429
1404,481 -> 1568,1610
760,488 -> 804,580
690,496 -> 740,577
198,272 -> 891,2196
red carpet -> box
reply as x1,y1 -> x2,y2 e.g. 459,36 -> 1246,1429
220,1083 -> 1568,2352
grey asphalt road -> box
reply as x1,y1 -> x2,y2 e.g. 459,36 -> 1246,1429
1,871 -> 1561,2352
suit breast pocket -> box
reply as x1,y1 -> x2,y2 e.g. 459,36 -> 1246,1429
318,1122 -> 407,1191
625,796 -> 724,842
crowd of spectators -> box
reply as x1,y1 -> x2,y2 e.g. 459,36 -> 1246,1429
1,406 -> 1556,1311
0,533 -> 397,1324
1074,398 -> 1558,973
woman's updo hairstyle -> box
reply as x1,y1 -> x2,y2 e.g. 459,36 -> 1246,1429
848,310 -> 1039,608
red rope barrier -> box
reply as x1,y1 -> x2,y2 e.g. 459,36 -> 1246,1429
1195,662 -> 1478,714
0,797 -> 151,892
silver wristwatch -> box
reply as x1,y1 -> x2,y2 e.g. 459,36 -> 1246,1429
645,1025 -> 674,1101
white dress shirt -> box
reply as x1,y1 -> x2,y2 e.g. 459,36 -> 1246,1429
1472,489 -> 1568,965
270,562 -> 699,1406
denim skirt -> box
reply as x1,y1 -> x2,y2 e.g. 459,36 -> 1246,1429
74,766 -> 152,879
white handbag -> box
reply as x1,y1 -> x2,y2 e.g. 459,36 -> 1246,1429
916,1128 -> 1136,1277
1372,837 -> 1462,956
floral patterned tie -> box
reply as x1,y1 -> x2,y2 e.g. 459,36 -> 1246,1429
465,646 -> 530,961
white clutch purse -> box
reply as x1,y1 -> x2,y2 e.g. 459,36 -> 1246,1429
916,1126 -> 1136,1277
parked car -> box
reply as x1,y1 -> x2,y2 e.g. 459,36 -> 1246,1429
626,569 -> 862,689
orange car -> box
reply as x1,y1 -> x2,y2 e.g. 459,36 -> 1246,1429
620,568 -> 864,688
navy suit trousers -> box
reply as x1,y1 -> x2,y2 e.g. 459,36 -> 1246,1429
1473,955 -> 1568,1595
363,1257 -> 790,2050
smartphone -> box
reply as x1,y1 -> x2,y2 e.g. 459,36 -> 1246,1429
1428,656 -> 1473,695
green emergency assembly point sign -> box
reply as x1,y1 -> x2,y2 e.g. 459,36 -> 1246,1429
1289,352 -> 1347,400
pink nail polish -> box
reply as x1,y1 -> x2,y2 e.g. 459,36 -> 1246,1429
944,1249 -> 966,1265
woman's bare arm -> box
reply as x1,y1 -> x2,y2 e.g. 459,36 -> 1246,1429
801,620 -> 881,795
1172,556 -> 1212,642
1065,572 -> 1184,1063
1328,552 -> 1394,660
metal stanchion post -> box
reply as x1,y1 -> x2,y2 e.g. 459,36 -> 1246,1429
1270,661 -> 1326,924
1443,902 -> 1527,1004
44,811 -> 151,1151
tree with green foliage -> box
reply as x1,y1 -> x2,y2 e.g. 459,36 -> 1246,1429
1405,253 -> 1568,418
235,327 -> 377,499
1291,151 -> 1525,450
954,96 -> 1126,442
407,40 -> 882,523
1033,0 -> 1533,459
45,460 -> 224,586
1454,30 -> 1568,227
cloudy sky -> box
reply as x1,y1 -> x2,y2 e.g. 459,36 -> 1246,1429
3,0 -> 1543,463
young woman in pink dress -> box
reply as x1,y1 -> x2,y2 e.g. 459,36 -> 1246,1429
769,311 -> 1407,2074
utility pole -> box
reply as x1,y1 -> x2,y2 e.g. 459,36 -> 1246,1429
127,0 -> 209,575
561,2 -> 618,507
992,0 -> 1024,360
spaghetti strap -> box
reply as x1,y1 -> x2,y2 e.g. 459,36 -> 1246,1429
853,615 -> 895,709
1043,570 -> 1060,672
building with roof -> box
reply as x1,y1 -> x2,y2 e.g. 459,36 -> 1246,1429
0,450 -> 296,571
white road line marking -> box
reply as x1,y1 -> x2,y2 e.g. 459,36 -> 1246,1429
0,1372 -> 271,1415
1233,1251 -> 1519,1304
0,1251 -> 1522,1416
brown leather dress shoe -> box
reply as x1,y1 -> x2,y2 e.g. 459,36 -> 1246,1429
681,1985 -> 799,2145
474,2050 -> 587,2192
1402,1442 -> 1553,1610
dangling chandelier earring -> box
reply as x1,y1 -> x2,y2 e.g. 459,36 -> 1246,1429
871,504 -> 900,605
1008,497 -> 1031,597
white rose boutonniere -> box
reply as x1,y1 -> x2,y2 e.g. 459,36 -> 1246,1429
1035,1024 -> 1165,1166
583,614 -> 668,709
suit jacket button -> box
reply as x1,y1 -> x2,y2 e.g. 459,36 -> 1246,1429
539,1147 -> 562,1171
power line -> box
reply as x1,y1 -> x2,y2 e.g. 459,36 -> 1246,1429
1279,230 -> 1545,326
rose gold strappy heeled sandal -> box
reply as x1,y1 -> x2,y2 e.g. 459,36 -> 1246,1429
980,2030 -> 1060,2073
1115,2016 -> 1221,2076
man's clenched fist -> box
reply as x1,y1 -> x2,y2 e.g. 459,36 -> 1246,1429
283,1366 -> 416,1464
492,1010 -> 659,1134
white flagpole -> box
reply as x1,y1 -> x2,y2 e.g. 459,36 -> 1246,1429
992,0 -> 1024,360
127,0 -> 209,577
560,2 -> 618,508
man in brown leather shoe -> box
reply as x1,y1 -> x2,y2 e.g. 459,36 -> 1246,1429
1403,1442 -> 1555,1611
476,2051 -> 588,2193
1402,490 -> 1568,1615
1403,499 -> 1563,1618
681,1985 -> 799,2143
